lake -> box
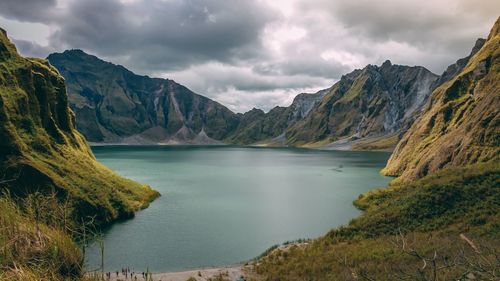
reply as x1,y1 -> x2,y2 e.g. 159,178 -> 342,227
85,146 -> 391,272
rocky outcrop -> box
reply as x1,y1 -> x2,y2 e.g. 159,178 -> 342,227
226,90 -> 328,145
48,50 -> 239,144
433,38 -> 486,87
0,29 -> 158,225
382,17 -> 500,182
50,42 -> 494,153
286,61 -> 439,149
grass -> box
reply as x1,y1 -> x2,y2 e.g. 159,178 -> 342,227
0,29 -> 159,227
351,133 -> 400,151
382,18 -> 500,181
0,193 -> 83,280
254,161 -> 500,280
0,25 -> 159,281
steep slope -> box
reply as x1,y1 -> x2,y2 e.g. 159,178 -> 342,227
48,50 -> 239,144
286,61 -> 439,149
433,38 -> 486,87
256,162 -> 500,280
382,17 -> 500,182
254,18 -> 500,281
0,28 -> 158,225
226,89 -> 328,145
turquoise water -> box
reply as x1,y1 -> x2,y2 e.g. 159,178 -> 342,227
86,146 -> 391,272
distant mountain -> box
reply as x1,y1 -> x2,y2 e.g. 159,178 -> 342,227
48,49 -> 332,146
49,50 -> 465,151
48,50 -> 239,144
254,18 -> 500,281
226,90 -> 328,145
286,61 -> 439,150
382,17 -> 500,182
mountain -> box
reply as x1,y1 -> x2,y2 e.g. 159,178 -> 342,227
255,18 -> 500,280
226,89 -> 328,145
48,50 -> 442,151
47,50 -> 239,144
0,28 -> 158,224
285,61 -> 440,150
0,28 -> 160,279
382,17 -> 500,182
432,38 -> 486,87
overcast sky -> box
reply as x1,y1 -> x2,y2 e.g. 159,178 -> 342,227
0,0 -> 498,112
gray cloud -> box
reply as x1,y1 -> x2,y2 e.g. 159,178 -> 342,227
0,0 -> 57,23
12,39 -> 55,58
49,0 -> 275,70
0,0 -> 498,112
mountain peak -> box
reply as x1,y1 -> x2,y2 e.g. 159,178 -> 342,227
381,59 -> 392,68
487,16 -> 500,40
0,27 -> 19,61
471,38 -> 487,55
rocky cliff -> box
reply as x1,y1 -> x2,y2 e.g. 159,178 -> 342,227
226,89 -> 328,145
286,61 -> 439,149
51,47 -> 488,153
382,17 -> 500,182
0,29 -> 158,225
48,50 -> 239,144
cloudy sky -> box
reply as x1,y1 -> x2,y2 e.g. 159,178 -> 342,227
0,0 -> 498,112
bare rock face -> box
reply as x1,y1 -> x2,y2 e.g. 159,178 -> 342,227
48,49 -> 330,146
433,38 -> 486,87
382,17 -> 500,182
285,61 -> 440,148
48,50 -> 239,144
226,90 -> 328,145
49,35 -> 494,152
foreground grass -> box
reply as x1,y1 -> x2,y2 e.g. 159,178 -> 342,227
0,193 -> 83,280
255,162 -> 500,280
0,27 -> 160,279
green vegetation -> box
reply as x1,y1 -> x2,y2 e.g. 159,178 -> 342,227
286,62 -> 439,147
0,28 -> 158,279
351,133 -> 400,151
0,28 -> 158,226
47,50 -> 240,143
255,162 -> 500,280
382,17 -> 500,182
0,192 -> 83,280
254,17 -> 500,280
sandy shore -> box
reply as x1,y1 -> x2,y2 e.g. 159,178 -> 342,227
98,265 -> 251,281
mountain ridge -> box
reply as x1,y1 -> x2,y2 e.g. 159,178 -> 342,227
48,49 -> 240,144
0,29 -> 158,224
382,16 -> 500,182
49,50 -> 449,150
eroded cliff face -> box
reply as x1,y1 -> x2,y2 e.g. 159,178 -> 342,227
0,29 -> 157,225
48,38 -> 495,152
382,17 -> 500,182
226,90 -> 328,145
48,50 -> 239,144
285,61 -> 439,149
47,49 -> 330,146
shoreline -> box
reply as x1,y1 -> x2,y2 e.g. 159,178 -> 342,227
95,265 -> 251,281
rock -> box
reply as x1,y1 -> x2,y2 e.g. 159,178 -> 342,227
47,50 -> 240,144
382,16 -> 500,181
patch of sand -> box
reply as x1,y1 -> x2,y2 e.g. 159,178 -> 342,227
102,265 -> 251,281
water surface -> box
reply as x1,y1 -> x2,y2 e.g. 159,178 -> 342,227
86,146 -> 391,272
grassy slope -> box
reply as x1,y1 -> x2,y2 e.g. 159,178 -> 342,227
0,28 -> 158,279
0,195 -> 83,280
255,18 -> 500,280
382,17 -> 500,182
0,28 -> 158,225
255,162 -> 500,280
